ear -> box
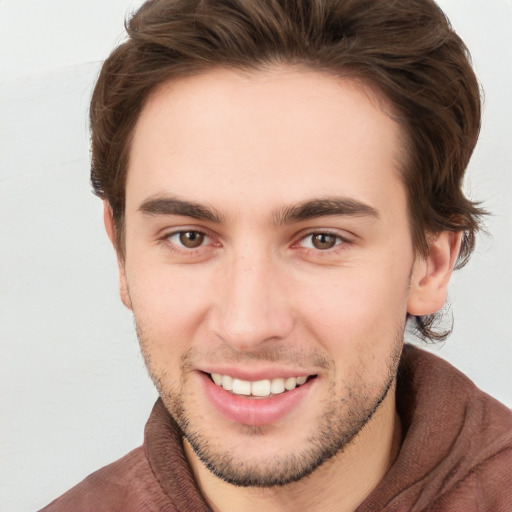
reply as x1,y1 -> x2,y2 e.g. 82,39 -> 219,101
103,202 -> 132,310
407,231 -> 462,316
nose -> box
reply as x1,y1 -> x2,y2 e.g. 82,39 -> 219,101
210,251 -> 294,352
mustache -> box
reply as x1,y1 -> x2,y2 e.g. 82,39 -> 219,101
179,344 -> 333,372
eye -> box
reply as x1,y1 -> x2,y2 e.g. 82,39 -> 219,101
299,232 -> 343,250
167,230 -> 208,249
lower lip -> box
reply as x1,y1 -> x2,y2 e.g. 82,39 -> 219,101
201,373 -> 314,426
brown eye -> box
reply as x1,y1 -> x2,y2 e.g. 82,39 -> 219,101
311,233 -> 338,250
178,231 -> 205,248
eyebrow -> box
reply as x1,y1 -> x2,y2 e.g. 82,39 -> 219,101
273,196 -> 380,225
139,196 -> 223,223
138,195 -> 379,225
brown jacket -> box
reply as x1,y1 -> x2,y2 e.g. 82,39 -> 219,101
41,345 -> 512,511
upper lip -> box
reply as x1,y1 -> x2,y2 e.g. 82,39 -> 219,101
199,366 -> 316,381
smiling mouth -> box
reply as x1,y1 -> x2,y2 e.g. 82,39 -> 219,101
208,372 -> 316,398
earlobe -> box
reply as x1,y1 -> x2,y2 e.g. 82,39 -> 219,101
407,231 -> 462,316
103,202 -> 132,310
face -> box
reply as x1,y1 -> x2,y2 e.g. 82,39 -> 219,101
120,67 -> 416,486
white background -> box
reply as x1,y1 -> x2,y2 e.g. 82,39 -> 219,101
1,1 -> 511,510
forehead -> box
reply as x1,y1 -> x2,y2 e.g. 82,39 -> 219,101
126,66 -> 406,220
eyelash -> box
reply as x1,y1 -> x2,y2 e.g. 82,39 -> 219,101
160,229 -> 352,256
162,229 -> 216,255
295,231 -> 350,254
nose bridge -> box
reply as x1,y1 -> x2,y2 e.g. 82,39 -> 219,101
213,244 -> 293,350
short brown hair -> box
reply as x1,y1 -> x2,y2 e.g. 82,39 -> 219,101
90,0 -> 486,341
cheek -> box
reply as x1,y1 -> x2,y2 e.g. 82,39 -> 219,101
126,264 -> 213,352
295,263 -> 410,353
304,267 -> 408,317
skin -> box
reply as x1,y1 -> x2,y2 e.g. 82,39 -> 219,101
105,66 -> 461,512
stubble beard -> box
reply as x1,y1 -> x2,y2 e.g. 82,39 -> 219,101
137,326 -> 404,488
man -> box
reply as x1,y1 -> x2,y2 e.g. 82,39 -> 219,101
42,0 -> 511,510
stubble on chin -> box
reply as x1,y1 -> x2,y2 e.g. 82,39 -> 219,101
135,322 -> 404,488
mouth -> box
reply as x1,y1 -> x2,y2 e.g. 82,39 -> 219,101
208,372 -> 316,398
201,370 -> 318,426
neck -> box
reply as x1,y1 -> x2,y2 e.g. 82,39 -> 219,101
185,381 -> 401,512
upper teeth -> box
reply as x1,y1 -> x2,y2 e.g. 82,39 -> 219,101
211,373 -> 309,397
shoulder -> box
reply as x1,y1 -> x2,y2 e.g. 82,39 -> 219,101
362,345 -> 512,511
426,369 -> 512,511
404,345 -> 512,509
39,447 -> 175,512
428,443 -> 512,512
